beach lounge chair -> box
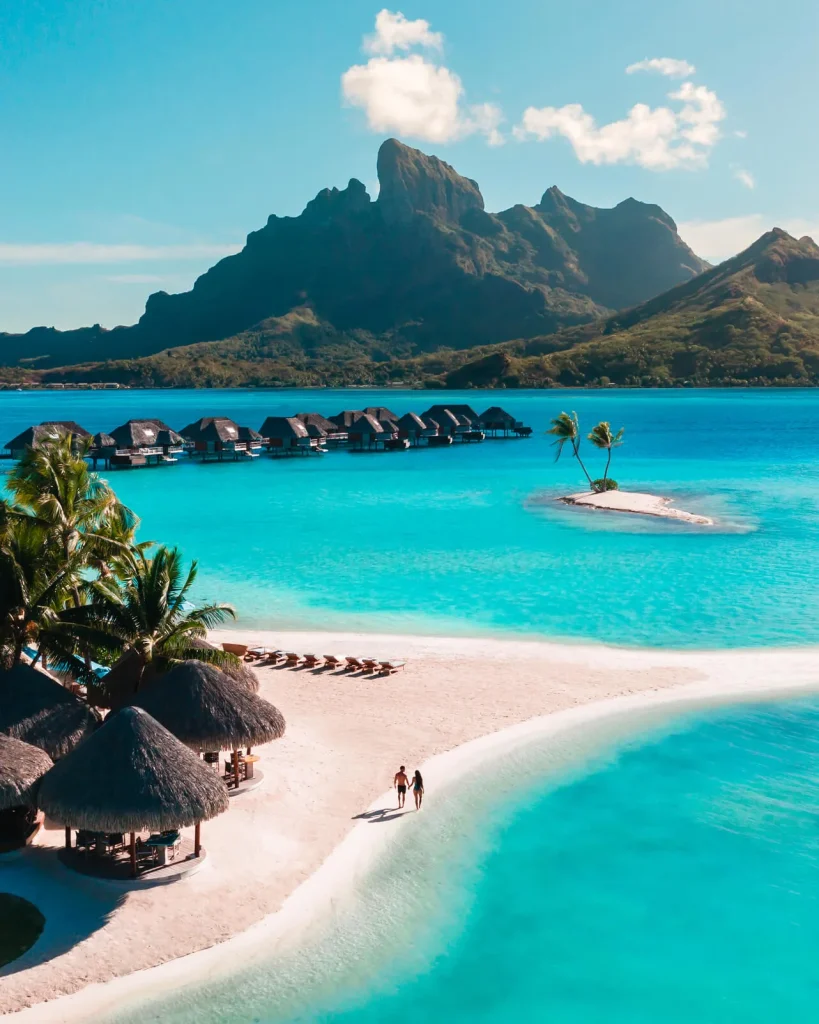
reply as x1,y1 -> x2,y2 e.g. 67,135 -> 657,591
344,656 -> 364,671
361,658 -> 380,673
263,650 -> 284,665
323,655 -> 343,669
284,652 -> 301,667
302,654 -> 320,669
379,660 -> 406,675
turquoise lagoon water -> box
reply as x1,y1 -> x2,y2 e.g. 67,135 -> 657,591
108,693 -> 819,1024
2,387 -> 819,647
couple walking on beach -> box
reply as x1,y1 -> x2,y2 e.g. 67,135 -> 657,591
394,766 -> 424,810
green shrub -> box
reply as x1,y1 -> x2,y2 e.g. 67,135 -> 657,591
592,478 -> 619,492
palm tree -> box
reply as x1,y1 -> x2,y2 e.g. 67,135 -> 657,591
587,422 -> 625,491
0,516 -> 84,668
9,435 -> 136,569
67,545 -> 236,695
547,411 -> 594,489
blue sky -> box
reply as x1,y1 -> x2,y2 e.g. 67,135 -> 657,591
1,0 -> 817,331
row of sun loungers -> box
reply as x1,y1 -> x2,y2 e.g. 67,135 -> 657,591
241,647 -> 405,675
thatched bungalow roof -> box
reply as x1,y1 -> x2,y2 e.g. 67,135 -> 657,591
109,419 -> 183,449
38,707 -> 230,833
398,412 -> 427,433
420,407 -> 459,432
5,421 -> 91,453
480,406 -> 516,429
353,413 -> 384,436
259,416 -> 310,441
179,417 -> 240,444
0,735 -> 53,810
237,426 -> 263,442
421,405 -> 480,427
295,412 -> 338,434
364,406 -> 398,422
91,431 -> 116,448
0,665 -> 98,759
88,641 -> 259,709
329,410 -> 365,429
130,661 -> 285,751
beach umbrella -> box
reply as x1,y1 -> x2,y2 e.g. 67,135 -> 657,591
129,660 -> 285,789
38,706 -> 230,875
0,665 -> 98,760
0,735 -> 53,810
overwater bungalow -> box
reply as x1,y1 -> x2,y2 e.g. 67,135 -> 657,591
420,405 -> 485,442
0,665 -> 98,760
130,660 -> 285,791
100,419 -> 184,468
346,412 -> 385,450
363,406 -> 399,422
259,416 -> 322,456
329,409 -> 366,430
295,413 -> 348,446
0,735 -> 52,850
179,417 -> 264,461
3,421 -> 91,460
480,406 -> 532,437
38,706 -> 230,879
398,412 -> 438,446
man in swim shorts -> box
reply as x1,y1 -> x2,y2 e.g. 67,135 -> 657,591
394,766 -> 409,808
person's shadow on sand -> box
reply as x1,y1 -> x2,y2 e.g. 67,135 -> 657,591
352,808 -> 410,823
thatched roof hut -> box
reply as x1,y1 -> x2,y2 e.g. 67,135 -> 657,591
294,412 -> 339,435
420,407 -> 459,434
5,421 -> 91,457
259,416 -> 312,449
353,413 -> 384,436
0,735 -> 53,810
421,405 -> 480,428
88,641 -> 258,709
480,406 -> 517,430
109,419 -> 183,450
364,406 -> 398,422
398,412 -> 427,433
130,661 -> 285,751
329,410 -> 365,429
37,707 -> 230,833
91,431 -> 116,449
0,665 -> 98,759
180,417 -> 241,444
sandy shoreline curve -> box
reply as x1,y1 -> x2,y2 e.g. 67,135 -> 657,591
4,629 -> 819,1021
560,489 -> 714,525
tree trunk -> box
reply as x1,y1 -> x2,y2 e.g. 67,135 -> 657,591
572,441 -> 595,489
129,832 -> 137,878
602,449 -> 612,491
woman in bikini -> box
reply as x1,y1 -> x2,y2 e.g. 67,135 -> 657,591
412,770 -> 424,810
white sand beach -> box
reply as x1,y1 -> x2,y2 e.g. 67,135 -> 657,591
4,629 -> 819,1020
561,489 -> 714,524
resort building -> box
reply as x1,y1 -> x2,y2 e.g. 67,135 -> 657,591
420,405 -> 485,442
179,417 -> 264,461
3,421 -> 91,460
259,416 -> 322,455
294,412 -> 348,446
363,406 -> 399,422
346,412 -> 385,450
103,419 -> 185,468
479,406 -> 533,437
329,409 -> 366,430
397,412 -> 438,445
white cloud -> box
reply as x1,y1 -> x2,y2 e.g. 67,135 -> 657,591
0,242 -> 241,266
678,215 -> 819,262
626,57 -> 696,78
514,79 -> 725,170
734,129 -> 748,139
734,168 -> 755,189
342,11 -> 503,145
364,9 -> 442,55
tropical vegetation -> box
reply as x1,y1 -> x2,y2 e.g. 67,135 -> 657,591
0,437 -> 236,690
548,412 -> 625,492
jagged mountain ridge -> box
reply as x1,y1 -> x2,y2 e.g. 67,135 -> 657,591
0,139 -> 706,369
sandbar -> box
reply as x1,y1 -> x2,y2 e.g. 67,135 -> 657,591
561,489 -> 713,525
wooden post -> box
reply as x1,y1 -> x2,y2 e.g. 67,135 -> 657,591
64,825 -> 71,848
194,821 -> 201,857
233,748 -> 240,789
129,832 -> 137,878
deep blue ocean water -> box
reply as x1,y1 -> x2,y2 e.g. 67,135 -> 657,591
2,387 -> 819,648
108,694 -> 819,1024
